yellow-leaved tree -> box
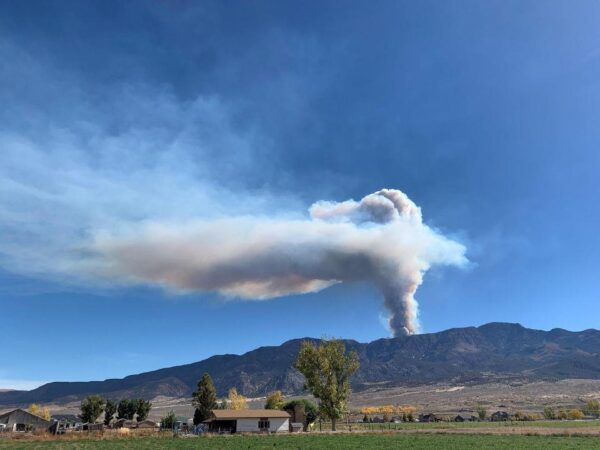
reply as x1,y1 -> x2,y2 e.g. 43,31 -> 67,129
228,388 -> 248,410
28,403 -> 40,416
28,404 -> 51,421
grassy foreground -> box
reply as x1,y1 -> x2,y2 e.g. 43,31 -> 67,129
2,434 -> 600,450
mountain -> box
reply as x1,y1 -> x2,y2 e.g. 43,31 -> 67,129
2,322 -> 600,407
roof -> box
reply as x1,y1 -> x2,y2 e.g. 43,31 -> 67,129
0,409 -> 52,426
210,409 -> 291,419
52,414 -> 80,422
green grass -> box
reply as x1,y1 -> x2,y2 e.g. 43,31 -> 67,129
327,419 -> 600,431
2,434 -> 600,450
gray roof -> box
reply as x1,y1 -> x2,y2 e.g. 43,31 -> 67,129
0,409 -> 52,427
210,409 -> 290,420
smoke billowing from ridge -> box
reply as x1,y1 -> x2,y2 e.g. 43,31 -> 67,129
91,189 -> 467,336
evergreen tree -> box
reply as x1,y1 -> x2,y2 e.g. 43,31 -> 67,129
191,373 -> 218,425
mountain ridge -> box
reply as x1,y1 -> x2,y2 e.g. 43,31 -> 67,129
2,322 -> 600,407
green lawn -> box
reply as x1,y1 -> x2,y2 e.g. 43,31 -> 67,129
2,434 -> 600,450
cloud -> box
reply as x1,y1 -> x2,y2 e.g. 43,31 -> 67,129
89,189 -> 467,336
0,37 -> 467,336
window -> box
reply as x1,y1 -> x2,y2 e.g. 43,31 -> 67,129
258,419 -> 270,431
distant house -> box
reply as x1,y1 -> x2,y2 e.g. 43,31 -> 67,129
490,411 -> 510,422
454,414 -> 478,422
0,409 -> 52,432
136,420 -> 158,429
49,414 -> 82,434
114,418 -> 135,428
204,409 -> 290,433
418,413 -> 438,423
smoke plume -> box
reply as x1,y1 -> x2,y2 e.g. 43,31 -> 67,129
91,189 -> 467,336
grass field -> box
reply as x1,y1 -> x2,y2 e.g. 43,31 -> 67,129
324,419 -> 600,431
2,433 -> 600,450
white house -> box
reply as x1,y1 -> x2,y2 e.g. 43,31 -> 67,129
205,409 -> 290,433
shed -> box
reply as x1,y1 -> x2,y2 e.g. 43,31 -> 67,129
0,409 -> 52,432
136,420 -> 158,429
114,418 -> 135,428
418,413 -> 438,423
204,409 -> 290,433
490,411 -> 510,422
454,414 -> 477,422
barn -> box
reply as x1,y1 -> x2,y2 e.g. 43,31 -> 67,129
204,409 -> 290,433
0,409 -> 52,432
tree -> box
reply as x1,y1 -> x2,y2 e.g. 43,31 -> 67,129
476,405 -> 487,421
543,406 -> 556,420
135,399 -> 152,421
28,404 -> 51,421
585,400 -> 600,418
228,388 -> 248,410
294,339 -> 359,431
40,407 -> 51,421
282,399 -> 318,431
28,404 -> 40,416
117,399 -> 137,420
265,391 -> 284,410
191,373 -> 218,425
80,395 -> 105,423
104,399 -> 117,426
568,409 -> 585,420
161,410 -> 177,429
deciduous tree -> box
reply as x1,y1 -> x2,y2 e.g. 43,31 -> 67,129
161,410 -> 177,429
585,400 -> 600,418
228,388 -> 248,410
135,399 -> 152,421
104,399 -> 117,425
80,395 -> 105,423
117,399 -> 137,420
264,391 -> 284,410
543,406 -> 555,420
476,405 -> 487,421
294,339 -> 359,431
282,399 -> 318,431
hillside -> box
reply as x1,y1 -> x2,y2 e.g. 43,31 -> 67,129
2,323 -> 600,407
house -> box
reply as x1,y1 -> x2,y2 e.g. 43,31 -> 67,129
136,420 -> 158,429
50,414 -> 82,434
454,414 -> 478,422
114,418 -> 135,428
82,423 -> 104,431
418,413 -> 438,423
490,411 -> 510,421
0,409 -> 52,432
204,409 -> 290,433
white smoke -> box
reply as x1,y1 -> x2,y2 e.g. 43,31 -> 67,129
89,189 -> 467,336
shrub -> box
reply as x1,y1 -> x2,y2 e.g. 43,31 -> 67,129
543,406 -> 555,420
584,400 -> 600,418
567,409 -> 584,420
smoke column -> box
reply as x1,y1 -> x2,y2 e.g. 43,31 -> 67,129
90,189 -> 467,336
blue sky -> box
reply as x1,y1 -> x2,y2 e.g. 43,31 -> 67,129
2,0 -> 600,390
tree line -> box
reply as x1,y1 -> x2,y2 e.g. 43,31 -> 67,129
79,395 -> 152,424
